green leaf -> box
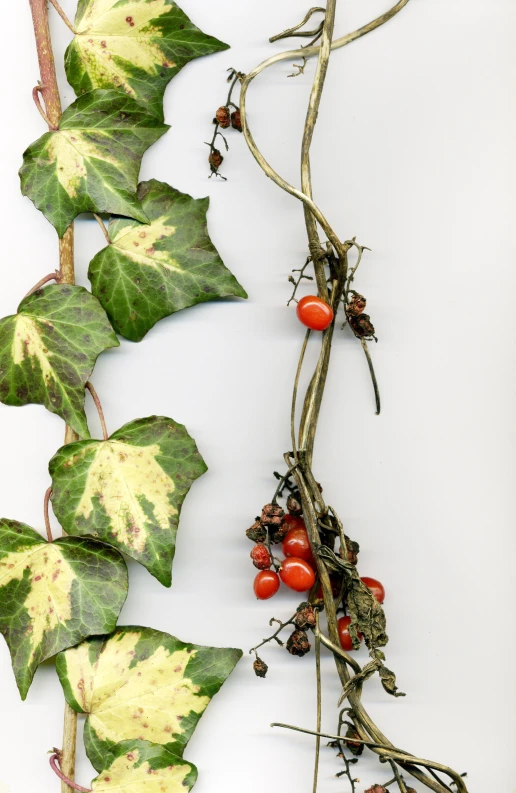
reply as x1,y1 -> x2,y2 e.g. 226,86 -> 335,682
90,740 -> 197,793
0,284 -> 119,438
49,416 -> 207,586
19,90 -> 168,237
56,626 -> 242,771
0,519 -> 128,699
65,0 -> 229,119
88,180 -> 248,341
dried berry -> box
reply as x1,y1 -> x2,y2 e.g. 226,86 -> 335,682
209,149 -> 224,169
253,657 -> 268,678
250,544 -> 272,570
270,522 -> 289,544
287,494 -> 303,515
246,521 -> 267,543
215,106 -> 231,128
365,787 -> 387,793
286,629 -> 311,657
348,313 -> 376,340
345,535 -> 360,565
261,503 -> 285,527
343,725 -> 363,756
294,602 -> 316,630
231,109 -> 242,132
347,292 -> 367,316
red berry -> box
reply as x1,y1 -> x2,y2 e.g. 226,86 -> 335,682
283,513 -> 305,530
279,557 -> 315,592
337,616 -> 363,652
361,576 -> 385,604
296,295 -> 334,331
254,570 -> 280,600
250,544 -> 271,570
282,526 -> 315,566
316,576 -> 342,599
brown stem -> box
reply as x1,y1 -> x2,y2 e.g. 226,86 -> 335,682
85,382 -> 109,440
93,214 -> 111,245
23,271 -> 60,301
47,0 -> 76,33
28,2 -> 78,789
49,756 -> 90,793
44,486 -> 53,542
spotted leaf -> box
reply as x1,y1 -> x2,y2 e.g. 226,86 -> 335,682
19,90 -> 168,237
90,740 -> 197,793
49,416 -> 207,586
0,284 -> 119,438
56,626 -> 242,771
89,180 -> 247,341
66,0 -> 229,119
0,519 -> 128,699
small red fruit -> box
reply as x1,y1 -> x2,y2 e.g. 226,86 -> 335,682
280,557 -> 315,592
254,570 -> 280,600
250,544 -> 271,570
282,526 -> 315,566
296,295 -> 334,331
337,616 -> 363,652
361,576 -> 385,604
283,513 -> 305,530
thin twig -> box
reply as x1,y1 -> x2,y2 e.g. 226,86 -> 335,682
291,330 -> 310,460
32,84 -> 57,129
270,7 -> 326,42
93,214 -> 111,245
49,756 -> 90,793
44,486 -> 53,543
360,338 -> 381,415
48,0 -> 76,33
85,382 -> 109,441
312,611 -> 322,793
23,271 -> 60,301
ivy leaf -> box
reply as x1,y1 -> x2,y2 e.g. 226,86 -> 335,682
0,519 -> 128,700
88,180 -> 248,341
49,416 -> 207,586
65,0 -> 229,119
19,90 -> 168,237
0,284 -> 119,439
56,626 -> 242,771
90,740 -> 197,793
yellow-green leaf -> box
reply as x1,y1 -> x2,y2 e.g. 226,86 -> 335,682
49,416 -> 207,586
56,626 -> 242,771
91,741 -> 197,793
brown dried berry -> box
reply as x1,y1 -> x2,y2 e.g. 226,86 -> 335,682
343,725 -> 363,756
246,521 -> 267,543
270,522 -> 289,544
253,657 -> 268,678
250,544 -> 272,570
286,629 -> 311,657
294,602 -> 316,630
348,313 -> 376,340
287,494 -> 303,516
215,106 -> 230,128
345,535 -> 360,565
365,787 -> 387,793
231,109 -> 242,132
209,149 -> 224,169
261,503 -> 285,527
347,292 -> 367,317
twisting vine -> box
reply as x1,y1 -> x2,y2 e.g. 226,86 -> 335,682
236,3 -> 470,792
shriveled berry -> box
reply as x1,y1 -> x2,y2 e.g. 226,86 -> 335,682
209,148 -> 224,169
215,106 -> 231,128
346,292 -> 367,317
246,520 -> 267,543
253,657 -> 268,678
254,570 -> 280,600
286,629 -> 311,657
286,494 -> 303,515
294,602 -> 316,630
231,109 -> 242,132
365,787 -> 387,793
250,544 -> 271,570
343,725 -> 363,756
261,503 -> 285,526
270,522 -> 289,544
345,535 -> 360,565
349,312 -> 376,340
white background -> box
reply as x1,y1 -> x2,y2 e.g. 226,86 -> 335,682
1,1 -> 515,791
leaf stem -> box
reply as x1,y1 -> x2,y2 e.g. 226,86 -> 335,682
23,271 -> 60,301
43,486 -> 53,542
93,214 -> 111,245
360,338 -> 381,415
47,0 -> 76,33
85,382 -> 109,441
49,755 -> 90,793
312,611 -> 322,793
32,84 -> 57,129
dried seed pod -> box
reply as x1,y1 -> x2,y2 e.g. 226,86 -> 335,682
261,503 -> 285,527
231,109 -> 242,132
270,522 -> 289,544
287,494 -> 303,515
286,629 -> 311,657
365,787 -> 388,793
246,521 -> 267,543
209,149 -> 224,169
215,106 -> 231,128
294,602 -> 316,630
349,312 -> 376,340
250,544 -> 272,570
253,657 -> 268,678
347,292 -> 367,317
344,535 -> 360,565
343,725 -> 363,756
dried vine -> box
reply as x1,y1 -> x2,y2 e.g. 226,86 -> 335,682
239,3 -> 469,792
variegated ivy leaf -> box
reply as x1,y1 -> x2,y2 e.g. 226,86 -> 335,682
56,626 -> 242,771
19,90 -> 168,237
0,284 -> 119,439
90,740 -> 197,793
0,519 -> 128,700
49,416 -> 207,586
89,180 -> 248,341
66,0 -> 229,119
